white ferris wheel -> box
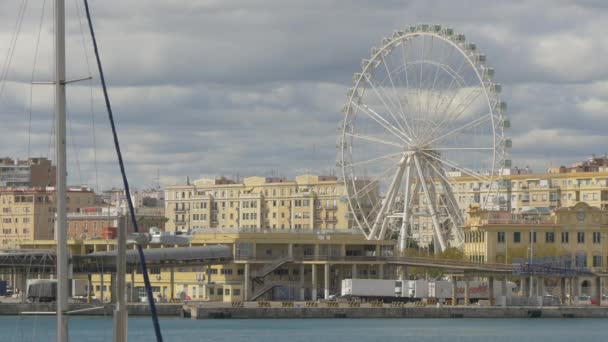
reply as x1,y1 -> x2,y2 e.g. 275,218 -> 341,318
339,24 -> 509,253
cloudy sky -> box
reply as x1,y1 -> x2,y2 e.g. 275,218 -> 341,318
0,0 -> 607,190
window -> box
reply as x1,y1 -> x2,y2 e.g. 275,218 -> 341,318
593,255 -> 603,267
528,231 -> 536,243
209,288 -> 214,295
217,288 -> 223,296
577,232 -> 585,243
221,268 -> 233,275
225,289 -> 230,295
233,289 -> 241,296
545,232 -> 555,243
561,232 -> 569,243
513,232 -> 521,243
497,232 -> 505,243
592,232 -> 601,244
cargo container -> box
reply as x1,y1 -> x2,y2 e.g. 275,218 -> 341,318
340,279 -> 399,299
404,280 -> 429,299
26,279 -> 57,303
72,278 -> 88,297
429,281 -> 517,301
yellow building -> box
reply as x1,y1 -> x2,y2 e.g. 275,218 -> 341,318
165,175 -> 350,233
463,202 -> 608,269
18,230 -> 396,303
411,168 -> 608,247
0,187 -> 98,246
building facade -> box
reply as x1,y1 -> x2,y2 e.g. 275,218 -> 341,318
18,229 -> 396,303
463,202 -> 608,269
0,187 -> 98,246
0,157 -> 56,188
165,175 -> 350,234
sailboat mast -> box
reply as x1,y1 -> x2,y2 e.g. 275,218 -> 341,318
54,0 -> 69,340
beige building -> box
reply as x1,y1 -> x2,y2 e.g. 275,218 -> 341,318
18,229 -> 395,302
165,175 -> 350,234
463,202 -> 608,268
0,186 -> 98,246
412,164 -> 608,247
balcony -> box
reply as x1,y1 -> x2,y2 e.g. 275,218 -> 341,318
325,217 -> 337,223
325,205 -> 338,210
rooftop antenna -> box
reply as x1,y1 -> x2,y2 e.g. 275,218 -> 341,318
153,168 -> 161,189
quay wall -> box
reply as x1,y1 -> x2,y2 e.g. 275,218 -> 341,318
189,306 -> 608,319
0,303 -> 183,316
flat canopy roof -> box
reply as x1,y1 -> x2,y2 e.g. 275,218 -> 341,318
0,245 -> 233,273
74,245 -> 232,272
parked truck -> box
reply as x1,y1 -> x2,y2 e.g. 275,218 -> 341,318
429,281 -> 517,302
341,279 -> 401,301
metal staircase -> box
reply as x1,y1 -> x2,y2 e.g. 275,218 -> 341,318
247,256 -> 293,301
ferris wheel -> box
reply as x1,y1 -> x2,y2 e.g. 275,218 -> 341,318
339,24 -> 509,252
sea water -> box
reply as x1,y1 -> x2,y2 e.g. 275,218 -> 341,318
0,316 -> 606,341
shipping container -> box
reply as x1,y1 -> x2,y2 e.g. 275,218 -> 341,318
340,279 -> 398,298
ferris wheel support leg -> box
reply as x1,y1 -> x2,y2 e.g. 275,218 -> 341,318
413,155 -> 447,252
398,157 -> 412,253
369,156 -> 406,240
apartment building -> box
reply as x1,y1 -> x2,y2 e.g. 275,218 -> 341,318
0,186 -> 98,246
463,202 -> 608,268
165,174 -> 350,233
0,157 -> 56,188
412,160 -> 608,247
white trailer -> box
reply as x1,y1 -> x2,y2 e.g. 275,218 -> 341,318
429,281 -> 517,300
404,280 -> 429,299
71,279 -> 88,297
340,279 -> 398,298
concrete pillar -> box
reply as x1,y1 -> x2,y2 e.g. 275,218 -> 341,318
451,278 -> 457,306
130,271 -> 135,303
521,277 -> 528,297
19,273 -> 27,303
244,263 -> 250,301
489,277 -> 495,305
573,277 -> 579,298
537,277 -> 544,297
502,277 -> 508,307
101,273 -> 105,303
568,278 -> 573,305
170,267 -> 175,300
464,280 -> 469,306
378,264 -> 384,279
288,244 -> 293,258
299,264 -> 305,300
560,277 -> 566,305
87,274 -> 92,304
593,277 -> 601,306
110,273 -> 117,303
324,264 -> 330,299
352,264 -> 357,279
311,264 -> 317,300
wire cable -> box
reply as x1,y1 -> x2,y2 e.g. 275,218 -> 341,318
82,1 -> 164,340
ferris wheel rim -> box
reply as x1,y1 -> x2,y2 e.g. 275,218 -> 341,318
339,25 -> 507,242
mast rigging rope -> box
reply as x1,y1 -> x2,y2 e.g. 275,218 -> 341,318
82,1 -> 164,340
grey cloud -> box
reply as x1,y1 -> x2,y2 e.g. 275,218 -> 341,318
0,0 -> 606,189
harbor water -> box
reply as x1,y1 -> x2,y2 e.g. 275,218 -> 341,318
0,316 -> 607,341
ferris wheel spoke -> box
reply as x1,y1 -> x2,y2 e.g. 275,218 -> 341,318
352,102 -> 411,145
423,113 -> 492,147
380,53 -> 416,139
349,160 -> 401,200
345,132 -> 404,148
423,58 -> 469,137
433,87 -> 484,138
362,73 -> 412,140
421,147 -> 494,151
420,150 -> 490,182
344,151 -> 404,168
